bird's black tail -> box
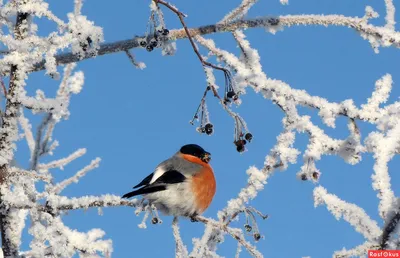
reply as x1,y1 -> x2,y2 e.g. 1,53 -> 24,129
122,185 -> 166,198
122,190 -> 140,199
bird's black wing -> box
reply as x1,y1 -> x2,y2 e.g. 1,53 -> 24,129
122,170 -> 186,198
133,172 -> 154,189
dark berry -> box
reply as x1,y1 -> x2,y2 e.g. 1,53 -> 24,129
80,43 -> 88,51
206,86 -> 211,91
300,174 -> 307,181
146,45 -> 154,52
227,91 -> 235,98
244,224 -> 252,232
205,123 -> 214,135
236,145 -> 245,152
233,94 -> 239,101
150,39 -> 158,48
312,171 -> 319,180
151,217 -> 159,224
140,40 -> 147,47
269,18 -> 279,26
162,29 -> 169,35
254,233 -> 261,241
86,37 -> 93,45
245,133 -> 253,142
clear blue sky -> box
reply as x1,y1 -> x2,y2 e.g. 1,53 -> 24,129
15,0 -> 400,257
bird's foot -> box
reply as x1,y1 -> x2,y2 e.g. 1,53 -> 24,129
190,215 -> 199,222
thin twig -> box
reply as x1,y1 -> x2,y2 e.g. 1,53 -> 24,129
196,216 -> 263,258
153,0 -> 228,74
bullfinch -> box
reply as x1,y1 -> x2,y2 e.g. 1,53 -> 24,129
122,144 -> 216,218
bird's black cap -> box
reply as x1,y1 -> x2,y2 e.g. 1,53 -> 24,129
180,144 -> 211,163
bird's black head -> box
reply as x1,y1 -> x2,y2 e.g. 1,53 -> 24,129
180,144 -> 211,163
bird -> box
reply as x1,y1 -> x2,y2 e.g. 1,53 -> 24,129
122,144 -> 216,219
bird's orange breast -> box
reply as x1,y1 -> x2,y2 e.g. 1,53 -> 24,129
191,164 -> 216,214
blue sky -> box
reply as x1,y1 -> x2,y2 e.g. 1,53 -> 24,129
14,0 -> 400,257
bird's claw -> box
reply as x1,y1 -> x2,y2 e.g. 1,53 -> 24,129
190,216 -> 199,222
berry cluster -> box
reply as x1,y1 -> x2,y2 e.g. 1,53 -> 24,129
298,158 -> 320,181
191,87 -> 214,135
223,70 -> 240,105
268,17 -> 280,26
233,115 -> 253,153
299,171 -> 320,181
140,5 -> 170,52
242,207 -> 268,242
139,26 -> 170,52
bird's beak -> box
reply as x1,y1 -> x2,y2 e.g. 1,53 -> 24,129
201,152 -> 211,163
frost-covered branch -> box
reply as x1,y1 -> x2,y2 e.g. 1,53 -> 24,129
31,14 -> 400,72
44,195 -> 140,212
4,195 -> 140,213
314,186 -> 381,241
8,167 -> 51,183
51,158 -> 101,194
379,203 -> 400,249
384,0 -> 396,30
219,0 -> 258,24
0,11 -> 31,258
18,111 -> 35,155
333,241 -> 377,258
38,148 -> 86,171
172,217 -> 189,258
196,216 -> 263,258
125,50 -> 146,70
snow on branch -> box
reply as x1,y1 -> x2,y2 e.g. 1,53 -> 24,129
43,195 -> 141,212
51,158 -> 101,194
31,13 -> 400,72
196,216 -> 263,258
384,0 -> 396,30
313,186 -> 381,241
365,121 -> 400,219
74,0 -> 83,16
8,167 -> 51,183
38,148 -> 87,171
18,111 -> 35,154
380,203 -> 400,249
3,194 -> 140,213
219,0 -> 258,24
172,217 -> 189,258
361,74 -> 392,116
333,241 -> 377,258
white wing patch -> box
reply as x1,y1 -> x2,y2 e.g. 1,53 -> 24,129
149,166 -> 167,184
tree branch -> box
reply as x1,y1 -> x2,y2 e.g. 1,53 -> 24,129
379,208 -> 400,249
30,15 -> 400,73
0,11 -> 29,258
7,195 -> 140,212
